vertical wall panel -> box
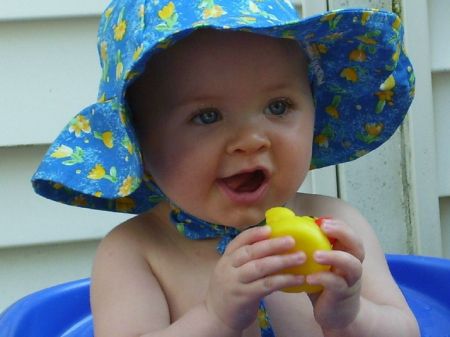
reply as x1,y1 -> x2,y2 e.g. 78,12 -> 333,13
433,72 -> 450,198
338,131 -> 413,253
429,0 -> 450,258
401,0 -> 442,256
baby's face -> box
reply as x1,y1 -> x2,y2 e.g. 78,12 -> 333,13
129,29 -> 314,228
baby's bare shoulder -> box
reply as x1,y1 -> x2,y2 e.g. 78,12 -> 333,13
102,204 -> 175,249
91,211 -> 173,336
290,192 -> 362,220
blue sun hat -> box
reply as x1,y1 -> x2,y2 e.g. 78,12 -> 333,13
32,0 -> 415,214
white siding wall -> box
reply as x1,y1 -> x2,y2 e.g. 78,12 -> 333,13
0,1 -> 128,312
1,0 -> 448,312
429,0 -> 450,257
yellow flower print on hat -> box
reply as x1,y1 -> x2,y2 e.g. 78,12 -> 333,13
340,67 -> 358,82
361,11 -> 372,25
281,30 -> 297,40
365,123 -> 384,137
122,137 -> 135,154
94,131 -> 114,148
138,4 -> 145,28
239,1 -> 278,22
349,48 -> 367,62
138,4 -> 145,18
119,108 -> 128,125
257,306 -> 270,329
50,145 -> 84,166
133,44 -> 144,61
72,195 -> 88,207
115,197 -> 136,212
100,43 -> 110,82
113,9 -> 127,41
357,123 -> 384,144
392,16 -> 402,31
116,50 -> 124,80
392,44 -> 401,63
314,125 -> 334,148
156,2 -> 179,31
159,1 -> 175,20
379,74 -> 396,91
102,6 -> 114,33
88,164 -> 106,180
69,115 -> 91,137
200,0 -> 226,19
104,6 -> 113,19
118,176 -> 138,197
100,41 -> 108,62
320,12 -> 342,29
375,76 -> 395,113
98,93 -> 107,103
356,34 -> 377,45
325,96 -> 341,119
238,16 -> 257,24
51,145 -> 73,159
314,134 -> 329,148
376,90 -> 394,102
88,164 -> 118,182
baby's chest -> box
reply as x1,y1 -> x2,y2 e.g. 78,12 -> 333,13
147,244 -> 321,337
163,275 -> 321,337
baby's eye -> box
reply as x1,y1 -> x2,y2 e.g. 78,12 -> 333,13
265,99 -> 292,116
192,109 -> 222,125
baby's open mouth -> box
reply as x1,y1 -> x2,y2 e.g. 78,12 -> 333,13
220,170 -> 267,193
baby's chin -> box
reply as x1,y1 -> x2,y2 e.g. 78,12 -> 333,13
205,209 -> 267,230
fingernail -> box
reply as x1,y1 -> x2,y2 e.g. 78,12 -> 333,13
285,236 -> 295,245
314,251 -> 326,261
294,275 -> 305,283
261,225 -> 271,234
294,251 -> 306,262
306,274 -> 318,285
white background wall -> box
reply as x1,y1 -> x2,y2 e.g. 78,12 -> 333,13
1,0 -> 448,312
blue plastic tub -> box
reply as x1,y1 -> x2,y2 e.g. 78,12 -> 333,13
1,254 -> 449,336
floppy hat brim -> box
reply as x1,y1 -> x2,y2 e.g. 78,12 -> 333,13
32,99 -> 164,213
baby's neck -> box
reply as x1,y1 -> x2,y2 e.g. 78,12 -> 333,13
149,202 -> 222,253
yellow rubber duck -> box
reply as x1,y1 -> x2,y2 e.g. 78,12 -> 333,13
265,207 -> 333,293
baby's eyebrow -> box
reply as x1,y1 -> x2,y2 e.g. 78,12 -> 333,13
260,82 -> 296,93
172,94 -> 224,109
171,81 -> 301,110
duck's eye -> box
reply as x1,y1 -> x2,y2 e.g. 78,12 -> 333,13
265,99 -> 292,116
192,109 -> 222,125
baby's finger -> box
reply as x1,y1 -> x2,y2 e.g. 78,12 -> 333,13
250,273 -> 305,297
231,236 -> 296,268
314,250 -> 362,287
224,226 -> 271,255
306,271 -> 350,294
320,220 -> 365,263
238,252 -> 306,283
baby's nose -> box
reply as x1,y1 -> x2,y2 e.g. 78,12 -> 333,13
225,124 -> 271,155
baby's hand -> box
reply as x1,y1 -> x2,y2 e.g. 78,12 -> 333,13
306,219 -> 365,331
205,226 -> 305,332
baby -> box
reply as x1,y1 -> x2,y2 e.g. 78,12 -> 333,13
32,1 -> 419,336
